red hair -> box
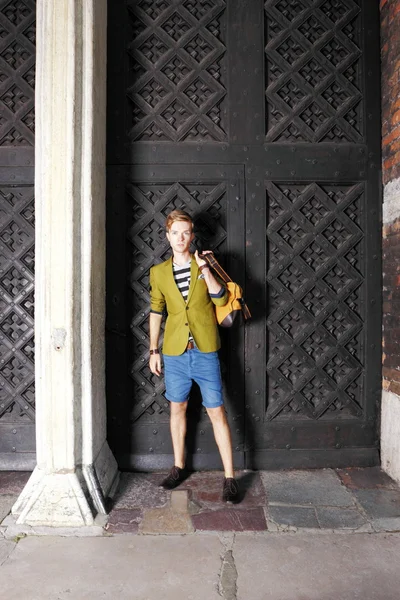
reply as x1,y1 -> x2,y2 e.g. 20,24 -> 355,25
165,209 -> 193,231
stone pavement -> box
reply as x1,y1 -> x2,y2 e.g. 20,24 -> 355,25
1,532 -> 400,599
1,467 -> 400,535
1,468 -> 400,599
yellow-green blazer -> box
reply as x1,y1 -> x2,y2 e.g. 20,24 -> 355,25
150,256 -> 228,356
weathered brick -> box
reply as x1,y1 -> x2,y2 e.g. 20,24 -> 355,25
383,124 -> 400,146
381,0 -> 400,184
383,367 -> 400,387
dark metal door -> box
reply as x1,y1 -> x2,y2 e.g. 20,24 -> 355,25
106,0 -> 381,469
0,0 -> 36,470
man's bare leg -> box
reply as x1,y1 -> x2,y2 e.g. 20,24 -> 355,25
170,400 -> 188,469
206,406 -> 234,478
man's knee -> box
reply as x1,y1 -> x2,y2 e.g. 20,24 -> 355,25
206,405 -> 227,423
170,400 -> 188,416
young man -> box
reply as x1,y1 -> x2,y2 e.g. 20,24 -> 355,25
148,209 -> 239,502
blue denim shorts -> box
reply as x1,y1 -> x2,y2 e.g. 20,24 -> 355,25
163,348 -> 224,408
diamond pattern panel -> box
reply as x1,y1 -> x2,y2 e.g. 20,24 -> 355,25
0,184 -> 34,424
0,0 -> 36,438
265,0 -> 363,142
266,182 -> 364,420
0,0 -> 35,146
128,0 -> 227,141
127,180 -> 227,422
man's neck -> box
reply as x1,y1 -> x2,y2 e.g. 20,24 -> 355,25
172,251 -> 191,266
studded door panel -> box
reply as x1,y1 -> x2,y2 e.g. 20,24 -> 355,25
266,182 -> 365,421
265,0 -> 363,143
127,0 -> 227,142
0,0 -> 35,469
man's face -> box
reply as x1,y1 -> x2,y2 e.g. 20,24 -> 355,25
166,220 -> 194,255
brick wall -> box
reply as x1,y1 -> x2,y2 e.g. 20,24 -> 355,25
381,0 -> 400,482
381,0 -> 400,185
381,0 -> 400,392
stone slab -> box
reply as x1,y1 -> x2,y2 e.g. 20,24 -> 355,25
105,509 -> 142,534
0,496 -> 16,524
371,517 -> 400,532
192,507 -> 267,531
261,469 -> 354,507
0,472 -> 30,496
336,467 -> 399,490
234,533 -> 400,600
112,473 -> 169,509
0,535 -> 222,600
268,505 -> 319,529
140,507 -> 194,534
353,489 -> 400,519
170,490 -> 189,514
315,507 -> 367,530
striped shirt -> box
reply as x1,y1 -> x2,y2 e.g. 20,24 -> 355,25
173,260 -> 191,302
173,260 -> 193,341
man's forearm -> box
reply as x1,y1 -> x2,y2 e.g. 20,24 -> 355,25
202,267 -> 223,295
149,312 -> 163,349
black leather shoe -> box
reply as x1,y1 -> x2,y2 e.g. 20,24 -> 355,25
222,477 -> 240,503
159,466 -> 187,490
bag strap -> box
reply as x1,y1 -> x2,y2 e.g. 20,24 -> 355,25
201,252 -> 232,284
200,252 -> 252,321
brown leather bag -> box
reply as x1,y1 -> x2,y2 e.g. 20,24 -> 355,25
200,252 -> 251,327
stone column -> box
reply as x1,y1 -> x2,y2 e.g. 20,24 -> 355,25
11,0 -> 119,527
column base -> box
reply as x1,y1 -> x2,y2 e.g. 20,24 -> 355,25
12,443 -> 119,527
1,513 -> 106,539
12,467 -> 95,527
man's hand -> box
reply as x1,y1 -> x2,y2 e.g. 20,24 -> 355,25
194,249 -> 211,268
149,353 -> 162,377
194,250 -> 223,296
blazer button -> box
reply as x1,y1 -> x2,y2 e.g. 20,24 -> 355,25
185,323 -> 189,326
186,306 -> 189,310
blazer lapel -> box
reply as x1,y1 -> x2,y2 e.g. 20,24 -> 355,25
186,256 -> 199,304
164,256 -> 186,307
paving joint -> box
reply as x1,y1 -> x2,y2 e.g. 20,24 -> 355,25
218,534 -> 237,600
217,532 -> 235,552
0,541 -> 18,567
347,487 -> 377,531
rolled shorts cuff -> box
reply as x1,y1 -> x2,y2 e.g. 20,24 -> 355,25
165,392 -> 189,404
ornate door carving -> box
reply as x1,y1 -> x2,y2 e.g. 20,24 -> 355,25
107,0 -> 381,469
0,0 -> 35,469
